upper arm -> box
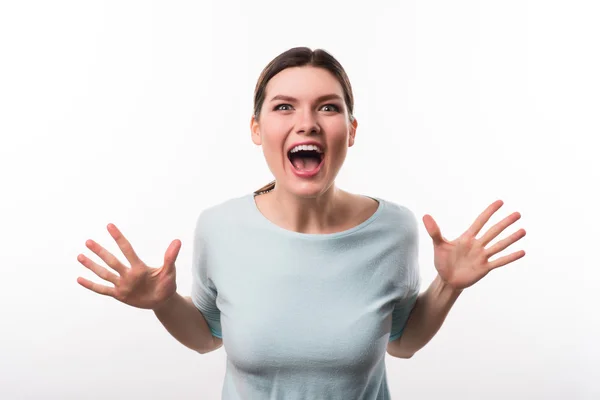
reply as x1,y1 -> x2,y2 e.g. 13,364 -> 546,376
190,212 -> 224,342
387,205 -> 421,354
387,293 -> 419,358
388,290 -> 419,342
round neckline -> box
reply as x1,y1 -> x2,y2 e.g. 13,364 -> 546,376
247,192 -> 385,240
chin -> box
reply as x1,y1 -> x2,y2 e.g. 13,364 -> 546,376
280,179 -> 334,199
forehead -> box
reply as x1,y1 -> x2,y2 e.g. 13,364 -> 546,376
264,66 -> 344,100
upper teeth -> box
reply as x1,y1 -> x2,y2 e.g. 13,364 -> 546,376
290,144 -> 323,153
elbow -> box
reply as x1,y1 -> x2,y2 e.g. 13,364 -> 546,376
195,346 -> 211,355
399,350 -> 416,359
387,348 -> 416,359
195,337 -> 223,355
387,338 -> 417,359
195,345 -> 215,355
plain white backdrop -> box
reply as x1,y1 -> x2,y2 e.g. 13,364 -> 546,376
1,1 -> 598,399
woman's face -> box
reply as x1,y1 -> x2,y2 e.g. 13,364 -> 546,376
251,66 -> 357,198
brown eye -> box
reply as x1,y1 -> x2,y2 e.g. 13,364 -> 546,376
275,104 -> 293,111
320,104 -> 340,112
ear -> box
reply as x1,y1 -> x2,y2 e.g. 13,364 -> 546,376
251,115 -> 261,145
348,117 -> 358,147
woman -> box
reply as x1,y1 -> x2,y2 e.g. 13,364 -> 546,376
77,47 -> 526,399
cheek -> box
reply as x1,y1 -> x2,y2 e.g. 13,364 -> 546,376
259,117 -> 289,149
327,127 -> 351,157
332,145 -> 349,163
260,130 -> 287,161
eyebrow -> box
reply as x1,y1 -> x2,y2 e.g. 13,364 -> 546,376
269,94 -> 343,103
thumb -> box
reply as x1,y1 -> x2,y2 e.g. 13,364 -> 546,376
164,239 -> 182,270
423,214 -> 444,246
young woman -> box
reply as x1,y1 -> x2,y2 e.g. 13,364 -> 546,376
77,47 -> 526,399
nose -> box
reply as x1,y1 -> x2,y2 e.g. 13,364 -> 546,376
295,109 -> 320,136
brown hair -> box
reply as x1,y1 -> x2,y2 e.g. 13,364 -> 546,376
252,47 -> 355,195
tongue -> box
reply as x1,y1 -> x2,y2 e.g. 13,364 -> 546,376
292,156 -> 320,171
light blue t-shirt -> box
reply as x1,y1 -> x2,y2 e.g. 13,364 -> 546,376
191,193 -> 421,399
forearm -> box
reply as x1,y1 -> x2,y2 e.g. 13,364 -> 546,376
153,292 -> 221,354
388,274 -> 462,358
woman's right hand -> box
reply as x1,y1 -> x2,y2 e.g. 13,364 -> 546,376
77,223 -> 182,310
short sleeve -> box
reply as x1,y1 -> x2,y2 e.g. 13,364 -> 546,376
190,212 -> 222,339
389,289 -> 419,342
389,208 -> 421,342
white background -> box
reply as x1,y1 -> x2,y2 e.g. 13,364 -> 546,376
1,1 -> 598,399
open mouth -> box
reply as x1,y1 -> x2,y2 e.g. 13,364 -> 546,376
287,144 -> 324,173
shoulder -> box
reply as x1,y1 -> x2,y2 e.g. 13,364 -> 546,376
377,197 -> 419,228
195,193 -> 254,232
369,196 -> 420,245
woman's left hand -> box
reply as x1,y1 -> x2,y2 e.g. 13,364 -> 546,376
422,200 -> 526,290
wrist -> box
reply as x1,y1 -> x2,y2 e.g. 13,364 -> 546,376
434,274 -> 463,300
152,292 -> 179,312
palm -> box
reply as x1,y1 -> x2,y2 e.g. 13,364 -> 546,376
423,200 -> 526,290
113,262 -> 177,309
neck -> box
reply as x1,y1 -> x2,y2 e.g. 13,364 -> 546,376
260,184 -> 348,234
